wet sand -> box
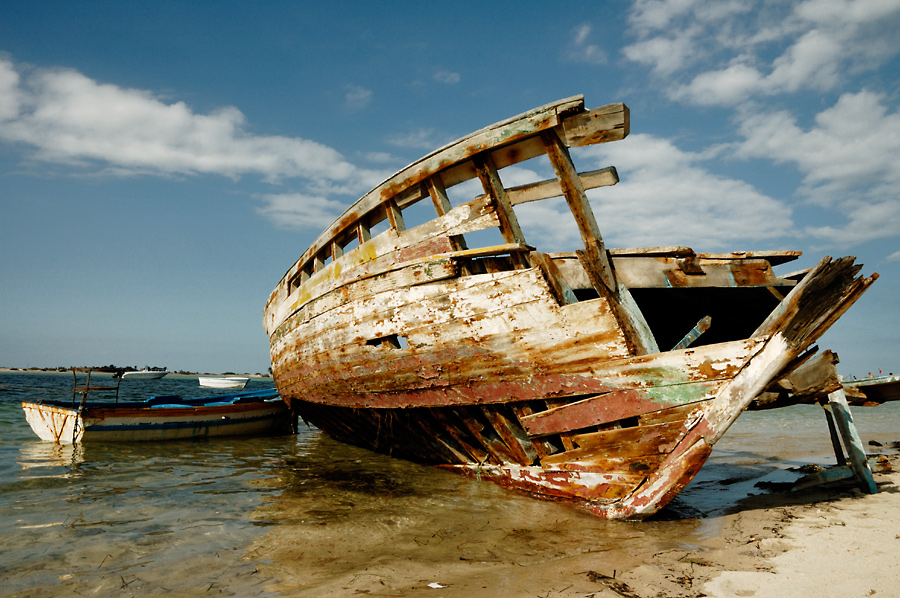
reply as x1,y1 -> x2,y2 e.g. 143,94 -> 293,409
250,454 -> 900,597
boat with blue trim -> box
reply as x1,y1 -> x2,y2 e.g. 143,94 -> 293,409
21,371 -> 290,443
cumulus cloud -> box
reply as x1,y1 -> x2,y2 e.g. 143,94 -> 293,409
255,193 -> 349,231
0,56 -> 366,185
567,24 -> 608,65
433,69 -> 460,84
625,0 -> 900,106
736,91 -> 900,245
386,127 -> 444,151
513,134 -> 793,251
344,84 -> 372,111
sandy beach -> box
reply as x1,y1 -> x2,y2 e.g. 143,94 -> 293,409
251,454 -> 900,598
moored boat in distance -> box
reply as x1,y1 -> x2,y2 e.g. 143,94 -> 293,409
121,368 -> 168,380
198,376 -> 250,389
264,95 -> 877,519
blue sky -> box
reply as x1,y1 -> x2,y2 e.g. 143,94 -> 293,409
1,0 -> 898,376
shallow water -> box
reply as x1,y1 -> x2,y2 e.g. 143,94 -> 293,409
2,372 -> 898,596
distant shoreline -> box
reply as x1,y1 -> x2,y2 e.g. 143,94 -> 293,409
0,368 -> 272,379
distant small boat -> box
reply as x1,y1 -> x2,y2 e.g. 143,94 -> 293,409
844,374 -> 900,404
121,369 -> 168,380
198,376 -> 250,389
22,388 -> 290,444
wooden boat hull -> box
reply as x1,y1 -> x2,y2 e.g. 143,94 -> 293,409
22,390 -> 289,444
265,96 -> 875,519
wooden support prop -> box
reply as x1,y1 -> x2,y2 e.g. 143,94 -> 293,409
827,389 -> 877,493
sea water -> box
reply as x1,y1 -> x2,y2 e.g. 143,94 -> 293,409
1,371 -> 898,596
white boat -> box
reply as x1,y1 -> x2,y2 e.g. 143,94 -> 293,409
22,388 -> 289,444
121,369 -> 168,380
198,376 -> 250,389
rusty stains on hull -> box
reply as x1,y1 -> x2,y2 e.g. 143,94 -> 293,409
265,95 -> 875,519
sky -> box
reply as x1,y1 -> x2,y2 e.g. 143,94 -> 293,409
1,0 -> 898,377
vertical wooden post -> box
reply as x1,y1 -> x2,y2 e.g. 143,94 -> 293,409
822,404 -> 847,466
474,153 -> 527,268
828,389 -> 877,494
356,220 -> 371,245
541,129 -> 616,293
427,175 -> 468,251
386,198 -> 405,232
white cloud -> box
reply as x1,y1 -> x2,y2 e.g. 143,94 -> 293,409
887,250 -> 900,262
515,134 -> 793,251
736,91 -> 900,245
344,84 -> 372,111
0,56 -> 366,184
433,70 -> 460,84
628,0 -> 702,32
622,31 -> 699,77
796,0 -> 900,24
567,24 -> 608,65
255,193 -> 348,230
386,127 -> 442,151
672,63 -> 763,105
737,91 -> 900,196
625,0 -> 900,106
0,57 -> 21,121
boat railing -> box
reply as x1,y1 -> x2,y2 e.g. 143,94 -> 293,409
72,367 -> 122,406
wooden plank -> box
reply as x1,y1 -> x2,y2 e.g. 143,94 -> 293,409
426,174 -> 451,215
278,255 -> 459,333
275,286 -> 759,391
828,389 -> 877,494
457,408 -> 521,464
481,405 -> 537,465
520,381 -> 721,437
268,197 -> 501,333
509,403 -> 556,459
672,316 -> 712,350
274,272 -> 630,378
505,167 -> 619,206
559,102 -> 629,147
474,153 -> 527,246
529,251 -> 577,305
429,408 -> 490,463
542,129 -> 616,293
551,254 -> 798,291
541,418 -> 689,471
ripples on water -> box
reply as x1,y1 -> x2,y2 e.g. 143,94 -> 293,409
2,372 -> 898,596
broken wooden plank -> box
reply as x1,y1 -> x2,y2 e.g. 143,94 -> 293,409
520,381 -> 720,437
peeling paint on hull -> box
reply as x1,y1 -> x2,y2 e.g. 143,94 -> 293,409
266,96 -> 875,519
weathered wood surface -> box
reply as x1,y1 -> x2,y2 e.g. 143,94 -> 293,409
553,254 -> 797,290
827,389 -> 878,493
266,96 -> 877,520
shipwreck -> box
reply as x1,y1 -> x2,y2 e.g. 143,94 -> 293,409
264,96 -> 877,519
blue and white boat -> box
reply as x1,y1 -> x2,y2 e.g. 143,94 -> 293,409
22,387 -> 291,444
